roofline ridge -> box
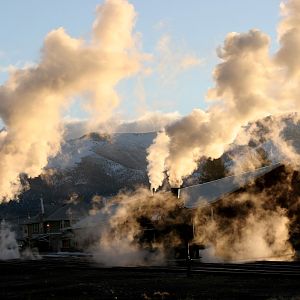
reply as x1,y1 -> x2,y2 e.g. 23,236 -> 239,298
180,161 -> 282,191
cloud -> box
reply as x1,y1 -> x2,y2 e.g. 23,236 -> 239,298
115,111 -> 181,133
63,111 -> 181,140
155,35 -> 203,84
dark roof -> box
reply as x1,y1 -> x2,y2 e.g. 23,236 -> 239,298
22,204 -> 58,224
23,202 -> 89,224
45,203 -> 87,221
180,163 -> 281,209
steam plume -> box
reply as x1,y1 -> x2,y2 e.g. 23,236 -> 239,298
78,188 -> 182,266
193,185 -> 295,262
147,0 -> 300,190
147,131 -> 170,190
0,0 -> 142,200
0,220 -> 20,260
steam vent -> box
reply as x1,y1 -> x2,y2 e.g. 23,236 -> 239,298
170,187 -> 181,198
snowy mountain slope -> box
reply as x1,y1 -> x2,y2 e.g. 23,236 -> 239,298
0,132 -> 156,219
48,132 -> 156,171
2,115 -> 300,219
44,132 -> 156,199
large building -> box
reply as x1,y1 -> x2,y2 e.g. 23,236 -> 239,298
179,163 -> 282,208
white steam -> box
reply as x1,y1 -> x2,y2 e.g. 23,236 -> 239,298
0,220 -> 20,260
64,111 -> 181,140
77,188 -> 182,266
155,34 -> 203,84
147,0 -> 300,190
228,113 -> 300,175
0,0 -> 143,200
147,131 -> 170,191
193,191 -> 294,263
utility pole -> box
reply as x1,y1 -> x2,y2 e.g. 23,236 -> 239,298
186,241 -> 191,277
40,196 -> 45,234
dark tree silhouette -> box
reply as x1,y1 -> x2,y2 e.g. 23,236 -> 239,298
200,157 -> 226,183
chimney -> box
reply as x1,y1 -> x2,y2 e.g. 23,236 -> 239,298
171,187 -> 180,198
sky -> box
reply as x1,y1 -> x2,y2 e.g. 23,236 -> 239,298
0,0 -> 281,120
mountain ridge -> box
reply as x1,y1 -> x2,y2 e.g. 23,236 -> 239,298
1,114 -> 300,220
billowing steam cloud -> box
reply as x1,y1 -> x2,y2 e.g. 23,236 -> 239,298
193,192 -> 294,263
0,0 -> 143,200
64,111 -> 181,139
147,0 -> 300,190
77,188 -> 183,266
228,113 -> 300,175
76,166 -> 298,264
0,220 -> 20,260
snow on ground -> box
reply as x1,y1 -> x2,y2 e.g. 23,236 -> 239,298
47,132 -> 155,171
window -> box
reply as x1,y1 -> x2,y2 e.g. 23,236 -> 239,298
33,223 -> 39,233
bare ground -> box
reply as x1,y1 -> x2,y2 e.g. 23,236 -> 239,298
1,257 -> 300,300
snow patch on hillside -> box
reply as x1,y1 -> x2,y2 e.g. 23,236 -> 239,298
47,132 -> 155,171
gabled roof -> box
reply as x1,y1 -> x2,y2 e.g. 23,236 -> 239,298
45,203 -> 88,221
180,163 -> 281,209
22,204 -> 59,224
23,202 -> 89,224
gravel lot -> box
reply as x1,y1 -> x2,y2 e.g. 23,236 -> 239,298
1,256 -> 300,299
